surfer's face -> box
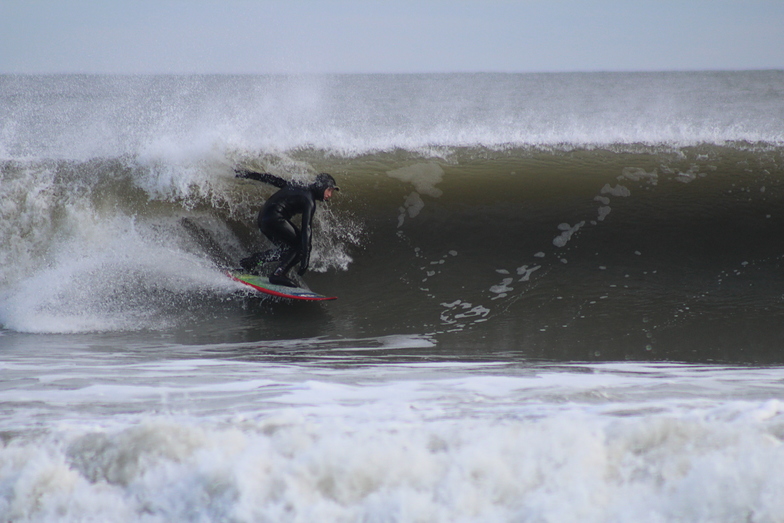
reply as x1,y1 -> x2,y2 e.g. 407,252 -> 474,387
323,187 -> 335,201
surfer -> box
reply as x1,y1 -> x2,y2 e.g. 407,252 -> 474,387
234,170 -> 339,287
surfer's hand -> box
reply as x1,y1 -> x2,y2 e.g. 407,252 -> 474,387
298,255 -> 309,275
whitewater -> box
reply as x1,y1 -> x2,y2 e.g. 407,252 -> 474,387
2,71 -> 784,521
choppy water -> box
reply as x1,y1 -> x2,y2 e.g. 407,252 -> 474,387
2,72 -> 784,521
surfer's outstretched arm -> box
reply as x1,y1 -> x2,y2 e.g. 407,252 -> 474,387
234,169 -> 288,188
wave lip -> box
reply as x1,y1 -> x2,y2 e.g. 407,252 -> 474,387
1,72 -> 783,161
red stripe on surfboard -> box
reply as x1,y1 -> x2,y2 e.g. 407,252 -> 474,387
227,272 -> 337,301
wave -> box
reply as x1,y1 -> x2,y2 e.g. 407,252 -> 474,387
2,142 -> 784,363
2,74 -> 784,362
5,364 -> 784,522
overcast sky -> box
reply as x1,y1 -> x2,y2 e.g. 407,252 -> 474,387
2,0 -> 783,74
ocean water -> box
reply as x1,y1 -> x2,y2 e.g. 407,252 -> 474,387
2,72 -> 784,521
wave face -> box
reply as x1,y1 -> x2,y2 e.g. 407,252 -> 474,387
2,72 -> 784,362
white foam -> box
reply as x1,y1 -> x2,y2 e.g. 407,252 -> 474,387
553,221 -> 586,248
5,358 -> 784,520
387,163 -> 445,198
489,278 -> 514,295
516,264 -> 541,282
620,167 -> 658,185
0,212 -> 233,334
389,163 -> 445,227
600,184 -> 631,197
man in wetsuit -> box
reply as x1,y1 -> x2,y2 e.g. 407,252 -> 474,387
235,170 -> 339,287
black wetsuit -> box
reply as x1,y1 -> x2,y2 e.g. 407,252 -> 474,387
236,170 -> 336,286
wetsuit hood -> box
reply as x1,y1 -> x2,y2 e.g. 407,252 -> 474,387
311,173 -> 340,200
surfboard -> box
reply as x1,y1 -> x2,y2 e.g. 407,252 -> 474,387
227,272 -> 337,301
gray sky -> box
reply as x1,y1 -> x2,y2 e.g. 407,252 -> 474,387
2,0 -> 783,74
